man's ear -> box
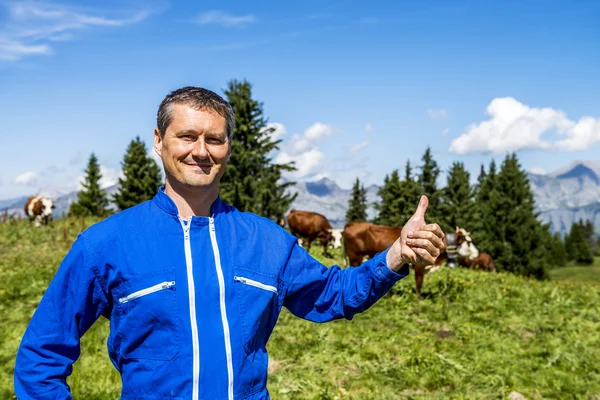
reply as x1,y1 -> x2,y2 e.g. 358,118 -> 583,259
154,128 -> 162,158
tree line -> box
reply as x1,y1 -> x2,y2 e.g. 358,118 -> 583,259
346,150 -> 599,279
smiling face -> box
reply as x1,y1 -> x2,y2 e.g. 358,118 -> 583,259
154,103 -> 231,192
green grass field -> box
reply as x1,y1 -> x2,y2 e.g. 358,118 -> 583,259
1,218 -> 599,399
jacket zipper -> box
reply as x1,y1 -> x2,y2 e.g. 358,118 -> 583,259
234,276 -> 278,294
209,217 -> 234,400
118,281 -> 175,304
180,217 -> 200,400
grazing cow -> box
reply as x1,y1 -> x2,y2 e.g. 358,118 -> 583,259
455,228 -> 497,272
287,209 -> 333,257
330,228 -> 343,249
343,221 -> 443,298
24,196 -> 55,227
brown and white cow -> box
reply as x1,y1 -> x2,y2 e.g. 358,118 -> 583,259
24,196 -> 55,227
330,228 -> 343,249
287,209 -> 333,257
343,221 -> 440,298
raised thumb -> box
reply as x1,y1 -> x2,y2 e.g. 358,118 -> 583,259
413,195 -> 429,219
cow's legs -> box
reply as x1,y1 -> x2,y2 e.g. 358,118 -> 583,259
305,239 -> 313,253
34,215 -> 42,228
414,264 -> 424,299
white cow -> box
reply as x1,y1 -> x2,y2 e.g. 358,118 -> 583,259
24,196 -> 55,227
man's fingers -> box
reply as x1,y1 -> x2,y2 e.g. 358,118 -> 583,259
409,230 -> 444,250
406,239 -> 441,259
420,223 -> 444,239
413,247 -> 435,265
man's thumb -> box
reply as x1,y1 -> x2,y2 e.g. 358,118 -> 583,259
413,195 -> 429,219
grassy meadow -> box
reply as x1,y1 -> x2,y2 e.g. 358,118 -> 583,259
1,218 -> 599,399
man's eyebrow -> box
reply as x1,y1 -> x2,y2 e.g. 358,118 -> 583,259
173,129 -> 199,135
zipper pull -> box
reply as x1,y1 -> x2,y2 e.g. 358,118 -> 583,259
209,217 -> 215,231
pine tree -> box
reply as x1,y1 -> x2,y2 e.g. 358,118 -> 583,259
398,160 -> 421,224
373,170 -> 402,226
471,160 -> 499,256
220,79 -> 297,221
551,232 -> 568,267
440,161 -> 474,233
566,220 -> 594,264
346,177 -> 368,222
485,153 -> 549,278
418,147 -> 442,222
582,219 -> 597,256
113,137 -> 162,211
69,153 -> 109,217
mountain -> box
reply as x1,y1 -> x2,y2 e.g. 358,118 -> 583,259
287,177 -> 379,228
2,161 -> 599,235
529,160 -> 600,236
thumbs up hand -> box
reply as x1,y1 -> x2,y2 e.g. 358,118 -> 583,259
386,195 -> 445,272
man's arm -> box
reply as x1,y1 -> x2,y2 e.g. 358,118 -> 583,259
282,242 -> 409,322
281,195 -> 444,322
14,234 -> 109,399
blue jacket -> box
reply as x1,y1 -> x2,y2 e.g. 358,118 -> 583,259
14,189 -> 408,400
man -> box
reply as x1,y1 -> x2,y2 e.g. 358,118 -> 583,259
14,87 -> 444,399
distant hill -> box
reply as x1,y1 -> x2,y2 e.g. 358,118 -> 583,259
3,160 -> 599,235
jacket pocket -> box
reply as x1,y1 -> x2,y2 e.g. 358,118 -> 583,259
234,267 -> 281,354
114,270 -> 179,361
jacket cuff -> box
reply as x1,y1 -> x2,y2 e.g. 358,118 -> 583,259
371,248 -> 410,282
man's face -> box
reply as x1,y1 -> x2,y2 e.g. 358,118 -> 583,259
154,104 -> 231,191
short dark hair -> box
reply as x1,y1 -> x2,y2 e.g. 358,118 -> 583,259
157,86 -> 235,141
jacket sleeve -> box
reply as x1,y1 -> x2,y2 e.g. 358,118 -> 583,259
14,233 -> 110,399
282,241 -> 409,322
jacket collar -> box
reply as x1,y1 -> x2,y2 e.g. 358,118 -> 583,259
153,186 -> 224,218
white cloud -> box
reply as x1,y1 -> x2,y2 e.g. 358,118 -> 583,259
261,122 -> 287,141
0,2 -> 149,61
442,128 -> 449,135
196,10 -> 256,27
449,97 -> 600,154
15,171 -> 37,185
365,123 -> 374,135
350,140 -> 371,153
427,108 -> 448,120
274,122 -> 337,179
530,167 -> 546,175
304,122 -> 333,140
276,148 -> 324,179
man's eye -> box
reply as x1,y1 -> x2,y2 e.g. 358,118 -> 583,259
207,138 -> 224,144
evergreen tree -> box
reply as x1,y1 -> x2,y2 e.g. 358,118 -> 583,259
484,153 -> 549,278
566,220 -> 594,264
69,153 -> 109,217
113,136 -> 162,211
551,232 -> 568,267
346,177 -> 368,222
398,160 -> 421,223
440,161 -> 474,233
220,79 -> 296,221
417,147 -> 442,222
471,160 -> 499,254
582,219 -> 598,255
373,170 -> 402,226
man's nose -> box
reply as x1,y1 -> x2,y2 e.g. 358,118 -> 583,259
192,139 -> 209,158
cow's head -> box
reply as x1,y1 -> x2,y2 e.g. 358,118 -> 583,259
455,226 -> 472,245
329,228 -> 343,249
40,197 -> 55,218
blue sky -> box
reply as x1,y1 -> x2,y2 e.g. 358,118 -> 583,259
1,0 -> 599,200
